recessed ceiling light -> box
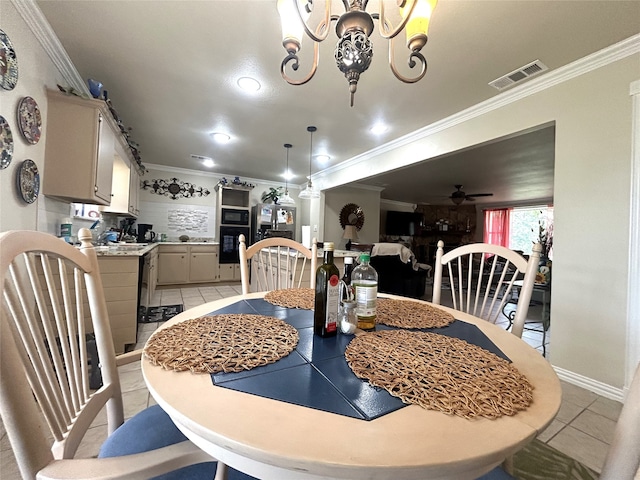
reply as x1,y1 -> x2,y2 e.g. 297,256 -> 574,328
282,169 -> 294,180
370,123 -> 388,135
316,154 -> 330,164
190,154 -> 214,168
237,76 -> 261,92
211,132 -> 231,143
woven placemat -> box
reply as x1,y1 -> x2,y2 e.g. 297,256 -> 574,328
376,298 -> 455,329
144,314 -> 299,374
345,330 -> 533,419
264,287 -> 314,310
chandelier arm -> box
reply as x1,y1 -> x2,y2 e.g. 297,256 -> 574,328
296,0 -> 332,43
388,34 -> 428,83
378,0 -> 416,39
281,40 -> 320,85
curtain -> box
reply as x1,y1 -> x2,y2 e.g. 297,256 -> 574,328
484,208 -> 511,247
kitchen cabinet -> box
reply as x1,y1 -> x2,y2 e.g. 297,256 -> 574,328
157,245 -> 189,285
43,89 -> 117,205
157,244 -> 220,285
35,254 -> 138,355
128,168 -> 140,216
218,263 -> 241,282
100,154 -> 141,217
96,256 -> 139,354
189,246 -> 219,283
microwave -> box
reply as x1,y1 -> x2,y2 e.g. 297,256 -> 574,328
221,208 -> 249,226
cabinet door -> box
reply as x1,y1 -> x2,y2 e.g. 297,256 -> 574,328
95,112 -> 115,203
101,155 -> 129,214
157,252 -> 189,285
149,250 -> 158,297
219,264 -> 237,282
189,251 -> 219,283
43,90 -> 115,205
129,169 -> 140,216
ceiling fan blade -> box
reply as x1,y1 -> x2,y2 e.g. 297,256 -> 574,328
466,193 -> 493,198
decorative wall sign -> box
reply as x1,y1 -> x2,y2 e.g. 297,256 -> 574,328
0,29 -> 19,91
168,208 -> 209,233
141,177 -> 211,200
17,96 -> 42,144
0,115 -> 13,169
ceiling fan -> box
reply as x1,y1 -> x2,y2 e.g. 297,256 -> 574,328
449,185 -> 493,205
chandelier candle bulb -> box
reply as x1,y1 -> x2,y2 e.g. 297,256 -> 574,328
351,253 -> 378,331
278,0 -> 438,106
314,241 -> 340,337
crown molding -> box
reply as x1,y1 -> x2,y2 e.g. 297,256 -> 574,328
12,0 -> 88,93
315,34 -> 640,183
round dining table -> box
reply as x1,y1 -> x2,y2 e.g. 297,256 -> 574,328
142,292 -> 561,480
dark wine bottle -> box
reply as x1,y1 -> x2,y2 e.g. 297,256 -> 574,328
314,241 -> 340,337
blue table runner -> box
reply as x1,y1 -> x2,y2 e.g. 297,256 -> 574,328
208,298 -> 509,421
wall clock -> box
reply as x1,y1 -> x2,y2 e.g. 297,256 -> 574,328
339,203 -> 365,231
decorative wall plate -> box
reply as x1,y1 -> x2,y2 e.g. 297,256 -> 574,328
0,115 -> 13,169
16,159 -> 40,204
17,96 -> 42,144
339,203 -> 365,231
0,29 -> 19,91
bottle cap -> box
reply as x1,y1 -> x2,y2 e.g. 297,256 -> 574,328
359,253 -> 370,262
344,256 -> 354,264
324,242 -> 334,251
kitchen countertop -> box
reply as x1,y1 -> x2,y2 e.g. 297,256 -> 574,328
93,241 -> 219,257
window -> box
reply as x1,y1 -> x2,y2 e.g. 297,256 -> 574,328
484,205 -> 553,258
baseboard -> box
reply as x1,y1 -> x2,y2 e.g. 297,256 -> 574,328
554,366 -> 625,402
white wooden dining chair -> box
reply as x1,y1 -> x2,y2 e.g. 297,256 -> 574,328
239,233 -> 317,295
600,361 -> 640,480
0,228 -> 222,480
479,362 -> 640,480
432,241 -> 542,338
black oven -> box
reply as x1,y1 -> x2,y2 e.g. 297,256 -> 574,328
221,208 -> 249,226
219,226 -> 250,264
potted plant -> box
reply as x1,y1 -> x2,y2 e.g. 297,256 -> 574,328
261,187 -> 283,204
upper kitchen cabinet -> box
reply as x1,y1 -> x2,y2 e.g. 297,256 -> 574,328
101,139 -> 141,217
43,89 -> 116,205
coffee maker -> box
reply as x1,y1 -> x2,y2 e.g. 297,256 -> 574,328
137,224 -> 155,243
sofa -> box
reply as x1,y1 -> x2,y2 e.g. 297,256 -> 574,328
368,243 -> 430,299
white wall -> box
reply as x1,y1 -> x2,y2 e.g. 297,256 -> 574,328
313,53 -> 639,394
323,185 -> 382,249
139,165 -> 302,241
0,3 -> 74,235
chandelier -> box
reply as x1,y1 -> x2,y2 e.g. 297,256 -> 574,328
277,0 -> 438,106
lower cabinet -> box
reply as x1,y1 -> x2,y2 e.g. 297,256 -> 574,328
97,256 -> 139,354
157,244 -> 220,285
157,245 -> 189,285
218,263 -> 241,282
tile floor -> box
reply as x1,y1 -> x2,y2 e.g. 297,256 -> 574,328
0,283 -> 623,478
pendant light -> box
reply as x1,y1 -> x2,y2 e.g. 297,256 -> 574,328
279,143 -> 296,205
298,126 -> 321,199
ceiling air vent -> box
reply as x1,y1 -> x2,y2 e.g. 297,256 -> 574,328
488,60 -> 548,91
190,154 -> 211,161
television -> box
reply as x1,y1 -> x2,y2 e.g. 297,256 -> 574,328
385,211 -> 423,236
